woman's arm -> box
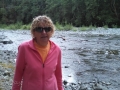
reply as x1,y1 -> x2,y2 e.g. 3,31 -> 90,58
55,50 -> 64,90
12,45 -> 26,90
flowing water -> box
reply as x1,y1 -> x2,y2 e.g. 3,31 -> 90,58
0,28 -> 120,90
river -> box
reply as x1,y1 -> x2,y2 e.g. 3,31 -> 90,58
0,28 -> 120,90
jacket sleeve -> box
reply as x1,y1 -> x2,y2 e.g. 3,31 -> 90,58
55,49 -> 64,90
12,44 -> 26,90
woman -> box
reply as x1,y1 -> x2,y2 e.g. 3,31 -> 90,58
12,15 -> 64,90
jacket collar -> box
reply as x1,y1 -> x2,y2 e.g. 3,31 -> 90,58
28,38 -> 55,51
28,38 -> 36,50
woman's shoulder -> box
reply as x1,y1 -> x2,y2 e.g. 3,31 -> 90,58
50,40 -> 61,50
19,39 -> 32,47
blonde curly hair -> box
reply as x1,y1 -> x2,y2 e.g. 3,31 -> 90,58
30,15 -> 55,38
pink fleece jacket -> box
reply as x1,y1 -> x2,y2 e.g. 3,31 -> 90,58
12,39 -> 64,90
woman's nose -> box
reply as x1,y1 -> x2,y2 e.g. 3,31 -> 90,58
42,29 -> 46,34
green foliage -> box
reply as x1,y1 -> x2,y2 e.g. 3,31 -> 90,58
112,24 -> 118,28
55,22 -> 73,31
55,22 -> 64,30
89,24 -> 96,30
0,23 -> 31,30
80,26 -> 89,31
79,25 -> 97,31
103,25 -> 108,29
21,24 -> 31,30
0,0 -> 120,27
103,25 -> 108,30
63,24 -> 73,31
0,22 -> 98,31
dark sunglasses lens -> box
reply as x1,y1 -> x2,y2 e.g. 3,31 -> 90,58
35,27 -> 43,32
35,27 -> 51,32
44,27 -> 51,32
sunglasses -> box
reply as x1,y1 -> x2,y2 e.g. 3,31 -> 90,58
34,27 -> 51,33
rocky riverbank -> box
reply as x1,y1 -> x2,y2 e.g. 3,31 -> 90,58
0,50 -> 111,90
0,28 -> 120,90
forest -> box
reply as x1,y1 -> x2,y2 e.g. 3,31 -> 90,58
0,0 -> 120,27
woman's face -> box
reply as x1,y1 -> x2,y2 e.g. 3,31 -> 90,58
33,23 -> 52,46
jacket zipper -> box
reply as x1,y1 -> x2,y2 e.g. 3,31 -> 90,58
42,64 -> 45,90
43,64 -> 44,68
41,44 -> 52,90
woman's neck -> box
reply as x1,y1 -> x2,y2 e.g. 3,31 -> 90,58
34,39 -> 49,47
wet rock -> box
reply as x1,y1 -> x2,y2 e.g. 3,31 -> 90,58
64,66 -> 69,68
57,36 -> 66,41
0,39 -> 13,44
68,74 -> 72,77
0,50 -> 16,61
63,78 -> 110,90
0,34 -> 13,44
105,50 -> 119,55
0,35 -> 6,39
76,72 -> 82,76
63,80 -> 68,85
3,70 -> 11,77
92,83 -> 103,90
